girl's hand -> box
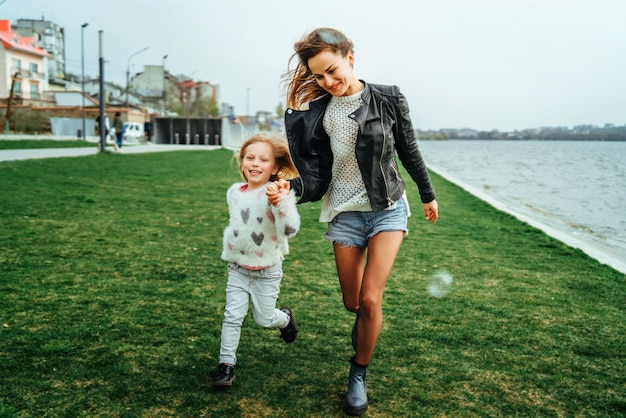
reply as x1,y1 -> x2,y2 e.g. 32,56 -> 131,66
267,180 -> 290,206
423,199 -> 439,223
266,184 -> 281,206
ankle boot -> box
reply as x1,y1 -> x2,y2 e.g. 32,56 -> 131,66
345,357 -> 368,415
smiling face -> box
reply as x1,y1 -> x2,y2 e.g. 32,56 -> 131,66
240,141 -> 278,189
308,49 -> 362,97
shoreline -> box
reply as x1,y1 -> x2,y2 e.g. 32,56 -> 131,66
428,164 -> 626,275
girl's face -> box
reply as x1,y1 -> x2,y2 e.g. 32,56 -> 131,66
241,141 -> 278,189
308,49 -> 361,97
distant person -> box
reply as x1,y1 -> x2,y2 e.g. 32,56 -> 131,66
112,112 -> 124,152
276,27 -> 439,415
212,133 -> 300,387
144,119 -> 153,143
95,113 -> 111,139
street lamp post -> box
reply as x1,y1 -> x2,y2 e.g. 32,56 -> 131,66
125,47 -> 148,107
98,30 -> 106,152
81,23 -> 88,140
162,54 -> 168,115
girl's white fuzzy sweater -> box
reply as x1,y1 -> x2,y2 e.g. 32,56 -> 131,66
221,182 -> 300,269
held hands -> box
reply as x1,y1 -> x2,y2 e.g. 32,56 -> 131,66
266,179 -> 291,206
423,199 -> 439,223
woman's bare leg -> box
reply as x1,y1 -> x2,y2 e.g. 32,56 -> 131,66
334,231 -> 404,365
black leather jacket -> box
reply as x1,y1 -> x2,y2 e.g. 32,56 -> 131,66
285,81 -> 436,212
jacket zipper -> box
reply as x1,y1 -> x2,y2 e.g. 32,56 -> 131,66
378,101 -> 394,207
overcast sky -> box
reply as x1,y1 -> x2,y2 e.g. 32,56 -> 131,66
5,0 -> 626,131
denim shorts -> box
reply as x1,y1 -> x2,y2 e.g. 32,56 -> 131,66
323,197 -> 408,248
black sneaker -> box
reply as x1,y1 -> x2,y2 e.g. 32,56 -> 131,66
279,306 -> 298,343
212,363 -> 236,387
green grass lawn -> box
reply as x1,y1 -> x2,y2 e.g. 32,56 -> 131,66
0,150 -> 624,417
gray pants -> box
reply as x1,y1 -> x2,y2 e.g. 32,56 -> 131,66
218,263 -> 290,364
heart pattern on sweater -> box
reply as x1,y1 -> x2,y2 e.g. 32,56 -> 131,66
241,208 -> 250,224
251,232 -> 264,246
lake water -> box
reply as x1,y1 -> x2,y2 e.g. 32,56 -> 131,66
417,140 -> 626,274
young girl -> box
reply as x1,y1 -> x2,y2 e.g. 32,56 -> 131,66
212,133 -> 300,387
277,28 -> 439,414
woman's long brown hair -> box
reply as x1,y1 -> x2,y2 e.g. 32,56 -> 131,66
282,28 -> 354,110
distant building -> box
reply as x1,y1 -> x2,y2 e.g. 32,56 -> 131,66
0,19 -> 50,101
175,78 -> 218,107
131,68 -> 219,116
130,65 -> 166,98
439,128 -> 478,139
457,128 -> 479,138
11,18 -> 65,85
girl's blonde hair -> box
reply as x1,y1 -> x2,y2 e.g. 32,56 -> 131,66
282,28 -> 354,110
237,133 -> 298,182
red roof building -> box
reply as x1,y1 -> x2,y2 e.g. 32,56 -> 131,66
0,19 -> 49,101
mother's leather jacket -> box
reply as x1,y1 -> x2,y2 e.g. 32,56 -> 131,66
285,81 -> 436,212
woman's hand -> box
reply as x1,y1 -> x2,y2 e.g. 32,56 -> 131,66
423,199 -> 439,223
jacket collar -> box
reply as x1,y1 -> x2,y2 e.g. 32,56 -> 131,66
360,79 -> 371,103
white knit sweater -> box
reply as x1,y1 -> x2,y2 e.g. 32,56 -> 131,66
221,182 -> 300,269
320,91 -> 372,222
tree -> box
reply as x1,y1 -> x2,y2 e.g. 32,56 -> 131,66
5,72 -> 19,132
206,93 -> 220,117
275,102 -> 284,118
173,80 -> 220,117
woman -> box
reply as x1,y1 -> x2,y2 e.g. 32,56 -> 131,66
112,111 -> 123,152
277,27 -> 438,415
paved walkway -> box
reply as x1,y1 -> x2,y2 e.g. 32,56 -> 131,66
0,144 -> 220,162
